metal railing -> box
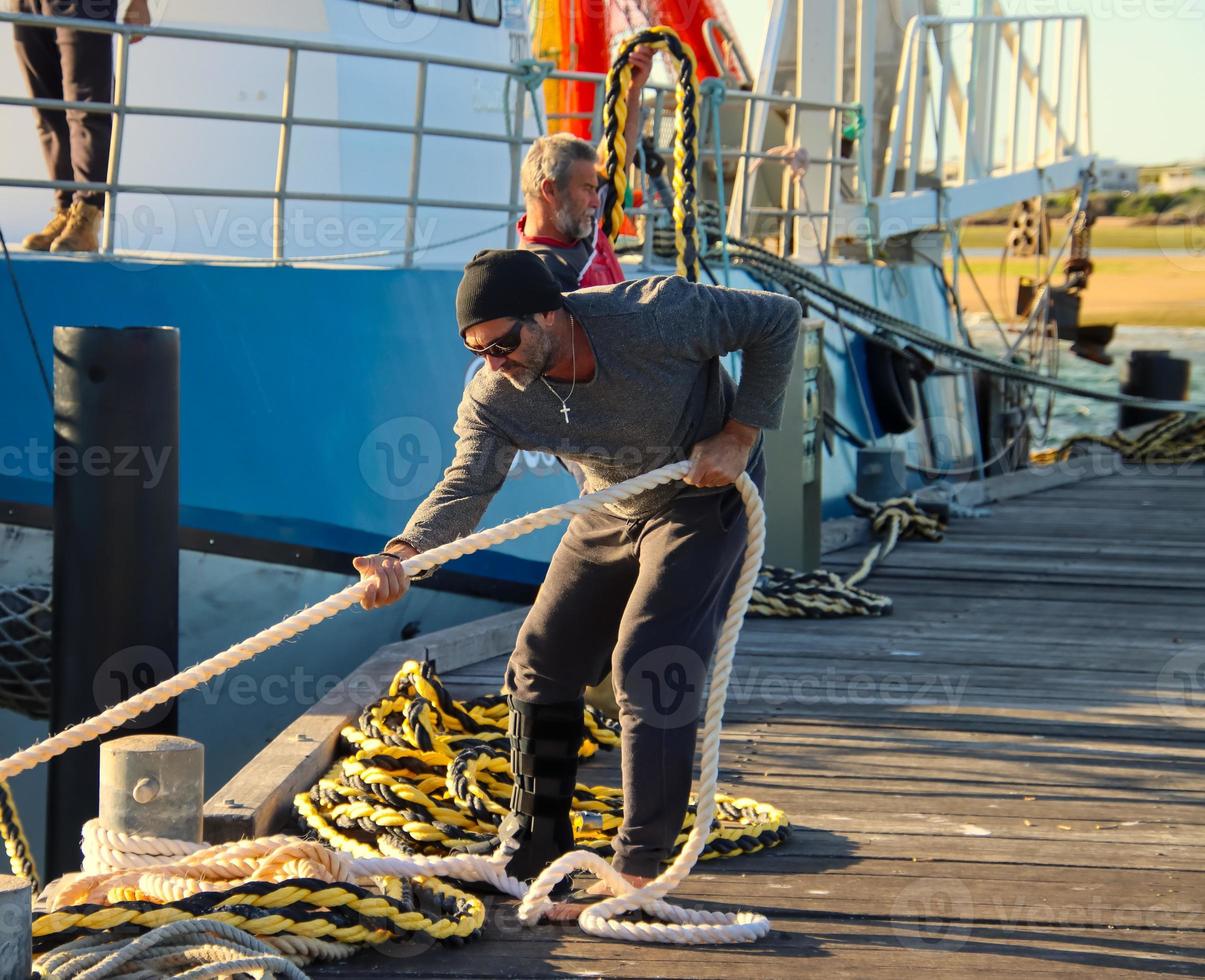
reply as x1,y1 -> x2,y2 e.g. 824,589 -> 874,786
880,13 -> 1092,199
0,10 -> 540,263
545,69 -> 857,263
0,9 -> 853,265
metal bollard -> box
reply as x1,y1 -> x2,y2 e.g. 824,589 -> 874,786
1119,349 -> 1191,430
100,735 -> 204,841
856,446 -> 907,503
0,875 -> 32,979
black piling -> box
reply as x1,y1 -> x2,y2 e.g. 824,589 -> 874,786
1119,349 -> 1191,430
47,325 -> 179,879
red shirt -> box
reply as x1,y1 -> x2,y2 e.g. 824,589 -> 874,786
517,214 -> 625,290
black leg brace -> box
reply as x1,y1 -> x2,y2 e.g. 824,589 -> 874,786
502,696 -> 583,882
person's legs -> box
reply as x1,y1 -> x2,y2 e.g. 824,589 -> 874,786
502,506 -> 640,880
56,0 -> 116,209
13,0 -> 73,212
505,506 -> 640,703
609,470 -> 763,878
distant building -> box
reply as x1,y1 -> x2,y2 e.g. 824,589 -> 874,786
1095,159 -> 1138,193
1139,162 -> 1205,195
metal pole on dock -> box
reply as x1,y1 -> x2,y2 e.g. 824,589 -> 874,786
763,319 -> 824,571
47,325 -> 180,880
0,875 -> 31,979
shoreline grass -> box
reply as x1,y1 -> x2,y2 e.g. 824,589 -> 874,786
944,253 -> 1205,328
958,217 -> 1201,253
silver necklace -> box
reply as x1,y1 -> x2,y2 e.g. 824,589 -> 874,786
541,313 -> 577,423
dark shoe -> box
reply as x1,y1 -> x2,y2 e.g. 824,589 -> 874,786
49,201 -> 102,253
21,209 -> 70,251
500,696 -> 583,883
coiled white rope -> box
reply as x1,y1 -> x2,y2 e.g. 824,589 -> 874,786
6,460 -> 771,945
80,818 -> 206,874
36,920 -> 310,979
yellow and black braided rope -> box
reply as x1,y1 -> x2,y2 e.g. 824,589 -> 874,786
0,776 -> 39,889
747,496 -> 945,619
1031,412 -> 1205,466
601,26 -> 701,281
32,874 -> 484,952
295,660 -> 789,867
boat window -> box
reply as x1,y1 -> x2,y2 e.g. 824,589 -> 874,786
350,1 -> 501,26
413,0 -> 460,14
469,0 -> 501,24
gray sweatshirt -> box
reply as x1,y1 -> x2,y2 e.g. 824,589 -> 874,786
389,276 -> 802,555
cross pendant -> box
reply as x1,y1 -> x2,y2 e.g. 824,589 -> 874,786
559,404 -> 571,423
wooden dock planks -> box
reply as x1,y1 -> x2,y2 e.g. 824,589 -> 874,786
312,464 -> 1205,977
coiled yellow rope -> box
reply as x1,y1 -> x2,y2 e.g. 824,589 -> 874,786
295,660 -> 789,866
0,776 -> 39,889
1031,412 -> 1205,465
602,27 -> 700,281
33,835 -> 485,960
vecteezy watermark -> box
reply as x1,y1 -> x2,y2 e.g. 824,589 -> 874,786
1156,648 -> 1205,725
979,892 -> 1203,930
1154,199 -> 1205,273
191,210 -> 441,258
191,666 -> 383,710
891,0 -> 1203,45
359,417 -> 445,501
353,0 -> 446,44
621,645 -> 707,731
891,876 -> 975,952
106,194 -> 445,266
109,191 -> 177,268
726,665 -> 971,710
93,645 -> 176,728
0,439 -> 172,490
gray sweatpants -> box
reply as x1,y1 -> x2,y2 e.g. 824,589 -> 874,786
504,454 -> 765,878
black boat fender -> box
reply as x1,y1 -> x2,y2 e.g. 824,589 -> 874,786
865,340 -> 934,435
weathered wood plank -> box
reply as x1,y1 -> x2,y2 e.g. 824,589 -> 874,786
305,463 -> 1205,977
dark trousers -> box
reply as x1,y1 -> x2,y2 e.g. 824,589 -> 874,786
504,455 -> 765,878
13,0 -> 117,209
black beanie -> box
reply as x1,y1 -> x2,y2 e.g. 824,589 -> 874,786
456,249 -> 564,335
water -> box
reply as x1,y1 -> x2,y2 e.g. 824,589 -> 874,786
968,323 -> 1205,448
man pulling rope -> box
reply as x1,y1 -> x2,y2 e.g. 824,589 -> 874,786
353,249 -> 801,917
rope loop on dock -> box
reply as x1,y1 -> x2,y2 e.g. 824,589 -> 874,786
747,494 -> 946,618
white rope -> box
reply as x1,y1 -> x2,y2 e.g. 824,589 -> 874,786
35,920 -> 308,979
0,463 -> 690,783
80,819 -> 205,873
10,460 -> 772,944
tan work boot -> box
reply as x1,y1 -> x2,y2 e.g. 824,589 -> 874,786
49,201 -> 103,253
21,209 -> 70,251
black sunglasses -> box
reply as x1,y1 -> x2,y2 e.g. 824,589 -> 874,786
464,319 -> 525,357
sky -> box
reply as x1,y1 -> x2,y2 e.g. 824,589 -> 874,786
725,1 -> 1204,167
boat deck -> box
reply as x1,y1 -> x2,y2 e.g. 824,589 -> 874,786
318,462 -> 1205,978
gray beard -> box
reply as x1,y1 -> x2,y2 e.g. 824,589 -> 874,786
499,326 -> 554,391
553,205 -> 594,242
500,363 -> 540,390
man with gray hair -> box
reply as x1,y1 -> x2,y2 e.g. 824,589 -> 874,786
517,46 -> 651,289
